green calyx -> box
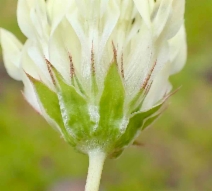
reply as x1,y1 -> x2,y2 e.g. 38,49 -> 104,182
27,62 -> 164,158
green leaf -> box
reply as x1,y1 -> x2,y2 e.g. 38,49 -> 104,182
28,76 -> 75,145
95,62 -> 125,150
114,102 -> 164,150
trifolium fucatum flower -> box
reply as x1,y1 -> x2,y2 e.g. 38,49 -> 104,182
0,0 -> 186,190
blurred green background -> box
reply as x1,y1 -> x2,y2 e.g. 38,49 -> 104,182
0,0 -> 212,191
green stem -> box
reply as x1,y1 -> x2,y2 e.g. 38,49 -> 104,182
85,150 -> 106,191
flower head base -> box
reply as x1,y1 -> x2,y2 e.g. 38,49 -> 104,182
0,0 -> 186,158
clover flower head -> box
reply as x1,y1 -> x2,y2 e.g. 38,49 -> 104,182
0,0 -> 186,190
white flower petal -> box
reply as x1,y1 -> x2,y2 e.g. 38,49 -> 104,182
95,0 -> 120,87
21,40 -> 41,80
66,8 -> 91,79
161,0 -> 185,39
149,0 -> 155,11
152,41 -> 170,80
27,41 -> 53,89
17,0 -> 35,38
124,24 -> 153,98
66,0 -> 120,94
168,25 -> 187,74
133,0 -> 151,27
22,73 -> 41,113
153,0 -> 173,37
30,0 -> 49,39
142,63 -> 172,110
47,0 -> 74,35
18,0 -> 49,40
0,28 -> 23,80
49,18 -> 80,83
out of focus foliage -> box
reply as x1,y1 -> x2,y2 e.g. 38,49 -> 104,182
0,0 -> 212,190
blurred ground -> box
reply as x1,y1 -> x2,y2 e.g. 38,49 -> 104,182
0,0 -> 212,191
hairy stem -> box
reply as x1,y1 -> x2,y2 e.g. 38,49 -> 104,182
85,150 -> 106,191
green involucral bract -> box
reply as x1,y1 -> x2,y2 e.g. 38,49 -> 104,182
94,63 -> 125,152
28,76 -> 76,146
111,103 -> 163,157
29,62 -> 164,157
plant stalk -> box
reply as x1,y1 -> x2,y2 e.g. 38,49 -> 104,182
85,150 -> 106,191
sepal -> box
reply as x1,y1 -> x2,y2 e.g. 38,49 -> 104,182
94,62 -> 125,151
110,102 -> 163,158
26,74 -> 75,146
